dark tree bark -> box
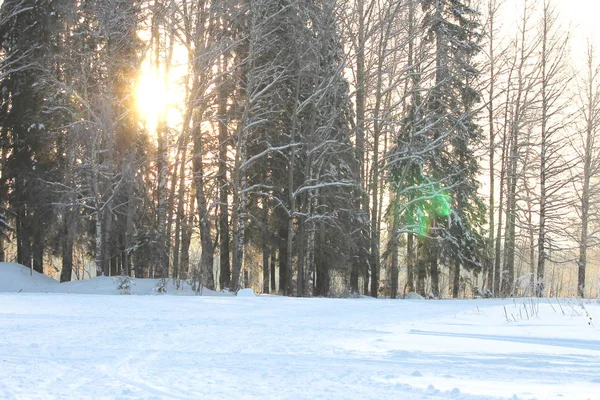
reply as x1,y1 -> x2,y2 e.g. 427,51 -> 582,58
218,55 -> 231,290
193,125 -> 216,290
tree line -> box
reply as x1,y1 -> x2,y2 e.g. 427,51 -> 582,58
1,0 -> 598,298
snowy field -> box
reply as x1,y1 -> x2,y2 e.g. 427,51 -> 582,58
1,263 -> 599,399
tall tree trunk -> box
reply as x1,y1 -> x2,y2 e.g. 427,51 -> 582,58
270,248 -> 277,293
528,204 -> 535,293
165,152 -> 178,277
32,216 -> 44,274
502,0 -> 536,297
430,246 -> 439,298
286,201 -> 295,296
262,199 -> 270,294
278,225 -> 288,294
123,165 -> 135,277
180,195 -> 195,280
405,0 -> 418,297
370,78 -> 382,298
579,195 -> 589,298
406,232 -> 415,294
231,130 -> 247,291
154,14 -> 170,279
537,6 -> 548,297
193,125 -> 215,290
352,0 -> 368,294
305,193 -> 317,297
315,223 -> 329,296
296,212 -> 305,297
95,205 -> 103,276
494,82 -> 511,295
350,250 -> 360,293
416,237 -> 427,297
578,46 -> 596,298
102,208 -> 112,277
16,182 -> 32,269
156,122 -> 170,278
110,250 -> 118,277
452,259 -> 460,298
287,74 -> 300,297
503,144 -> 518,296
390,196 -> 399,299
218,56 -> 231,290
60,206 -> 76,282
172,135 -> 188,280
486,0 -> 498,292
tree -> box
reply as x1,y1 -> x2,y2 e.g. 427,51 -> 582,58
500,0 -> 540,295
388,0 -> 425,297
339,0 -> 370,294
0,0 -> 59,273
478,0 -> 510,293
573,44 -> 600,297
232,0 -> 359,296
535,0 -> 572,296
420,0 -> 485,297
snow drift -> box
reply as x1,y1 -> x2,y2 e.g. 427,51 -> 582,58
0,262 -> 228,296
0,262 -> 59,293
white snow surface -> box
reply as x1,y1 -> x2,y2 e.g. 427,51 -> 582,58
1,264 -> 599,399
237,288 -> 256,297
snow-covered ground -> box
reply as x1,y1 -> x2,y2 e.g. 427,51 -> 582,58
1,263 -> 599,399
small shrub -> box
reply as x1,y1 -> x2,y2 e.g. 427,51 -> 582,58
155,278 -> 168,294
473,287 -> 494,298
115,276 -> 134,295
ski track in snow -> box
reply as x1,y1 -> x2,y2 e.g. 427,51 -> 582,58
1,294 -> 599,399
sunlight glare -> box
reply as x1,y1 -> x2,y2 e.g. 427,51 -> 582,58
136,70 -> 169,125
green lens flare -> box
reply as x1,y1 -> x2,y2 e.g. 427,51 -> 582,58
409,184 -> 452,237
433,193 -> 452,218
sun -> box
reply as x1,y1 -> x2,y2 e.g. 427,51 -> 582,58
135,69 -> 169,125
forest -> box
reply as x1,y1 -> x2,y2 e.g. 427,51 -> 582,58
0,0 -> 599,299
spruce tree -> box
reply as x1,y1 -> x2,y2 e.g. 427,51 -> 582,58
389,0 -> 485,297
0,0 -> 57,272
422,0 -> 486,297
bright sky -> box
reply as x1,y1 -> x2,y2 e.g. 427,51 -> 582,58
494,0 -> 600,77
557,0 -> 598,35
556,0 -> 600,60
